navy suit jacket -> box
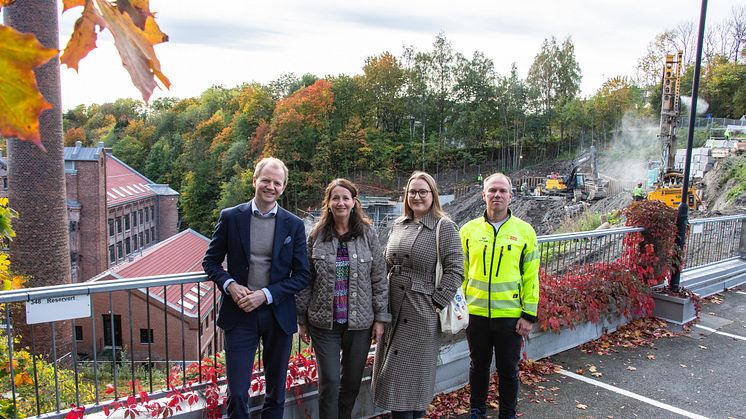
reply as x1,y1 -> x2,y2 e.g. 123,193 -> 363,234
202,202 -> 310,335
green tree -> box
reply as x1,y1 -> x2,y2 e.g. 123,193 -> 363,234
215,167 -> 254,216
180,161 -> 220,235
527,36 -> 581,152
451,51 -> 498,149
112,136 -> 147,170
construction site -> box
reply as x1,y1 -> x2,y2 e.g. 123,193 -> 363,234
363,50 -> 746,238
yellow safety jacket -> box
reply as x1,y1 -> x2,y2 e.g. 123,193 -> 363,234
459,211 -> 539,320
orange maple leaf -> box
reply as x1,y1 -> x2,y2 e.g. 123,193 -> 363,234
96,0 -> 170,101
60,2 -> 104,71
0,25 -> 58,148
14,371 -> 33,386
61,0 -> 170,102
61,0 -> 85,12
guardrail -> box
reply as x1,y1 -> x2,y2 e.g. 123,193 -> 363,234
537,227 -> 644,276
0,216 -> 741,418
684,214 -> 746,270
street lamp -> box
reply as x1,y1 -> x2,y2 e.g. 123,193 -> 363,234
671,0 -> 707,292
414,120 -> 425,171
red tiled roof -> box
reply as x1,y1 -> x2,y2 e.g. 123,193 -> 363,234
106,155 -> 155,205
110,229 -> 213,318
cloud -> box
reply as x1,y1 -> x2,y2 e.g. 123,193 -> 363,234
160,18 -> 285,50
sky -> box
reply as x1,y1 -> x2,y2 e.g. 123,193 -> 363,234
55,0 -> 745,110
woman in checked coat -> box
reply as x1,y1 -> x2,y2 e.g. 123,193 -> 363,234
372,171 -> 464,419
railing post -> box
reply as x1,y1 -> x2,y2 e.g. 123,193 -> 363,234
738,218 -> 746,259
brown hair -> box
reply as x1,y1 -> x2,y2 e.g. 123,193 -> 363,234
310,178 -> 372,242
400,171 -> 447,221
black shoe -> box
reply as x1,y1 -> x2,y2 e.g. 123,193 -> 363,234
469,407 -> 487,419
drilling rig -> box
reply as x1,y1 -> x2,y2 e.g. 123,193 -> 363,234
646,51 -> 701,209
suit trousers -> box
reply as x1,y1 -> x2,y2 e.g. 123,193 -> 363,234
223,305 -> 293,419
466,315 -> 522,419
310,322 -> 372,419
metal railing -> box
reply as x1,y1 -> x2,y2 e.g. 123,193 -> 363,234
0,272 -> 219,418
537,227 -> 644,276
0,216 -> 741,418
683,214 -> 746,270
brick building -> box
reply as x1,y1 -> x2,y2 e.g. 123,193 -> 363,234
0,151 -> 7,197
77,229 -> 221,362
63,141 -> 179,281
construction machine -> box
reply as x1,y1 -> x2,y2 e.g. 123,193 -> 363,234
646,51 -> 701,209
544,146 -> 607,200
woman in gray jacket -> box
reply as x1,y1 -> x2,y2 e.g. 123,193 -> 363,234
296,178 -> 390,419
371,171 -> 464,419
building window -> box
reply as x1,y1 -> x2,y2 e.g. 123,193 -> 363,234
151,207 -> 155,221
109,245 -> 115,263
124,214 -> 130,231
125,237 -> 131,254
2,177 -> 7,190
64,161 -> 75,171
151,227 -> 155,242
117,241 -> 123,259
133,235 -> 138,251
69,221 -> 78,232
116,217 -> 122,233
138,209 -> 143,225
145,208 -> 149,222
133,210 -> 138,227
139,232 -> 144,247
139,328 -> 154,344
75,326 -> 83,341
108,219 -> 114,237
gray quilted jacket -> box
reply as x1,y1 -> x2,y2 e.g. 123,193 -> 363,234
296,225 -> 391,330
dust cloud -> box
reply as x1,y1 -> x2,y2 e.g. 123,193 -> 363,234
598,112 -> 659,183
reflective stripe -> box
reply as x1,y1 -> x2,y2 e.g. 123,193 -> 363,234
466,279 -> 520,293
524,302 -> 538,313
465,294 -> 522,310
523,248 -> 539,264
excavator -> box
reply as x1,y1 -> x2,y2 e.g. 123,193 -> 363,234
544,146 -> 607,200
646,51 -> 702,209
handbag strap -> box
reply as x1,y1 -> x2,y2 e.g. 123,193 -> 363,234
435,218 -> 443,287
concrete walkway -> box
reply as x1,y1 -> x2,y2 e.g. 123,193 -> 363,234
458,284 -> 746,418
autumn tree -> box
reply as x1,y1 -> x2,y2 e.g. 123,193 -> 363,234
362,52 -> 406,134
700,58 -> 746,118
264,79 -> 335,207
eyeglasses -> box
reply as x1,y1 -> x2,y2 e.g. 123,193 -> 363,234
407,189 -> 431,198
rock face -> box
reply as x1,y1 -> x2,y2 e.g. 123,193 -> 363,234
442,184 -> 635,236
700,154 -> 746,213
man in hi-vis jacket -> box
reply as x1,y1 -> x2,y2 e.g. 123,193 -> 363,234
460,173 -> 539,419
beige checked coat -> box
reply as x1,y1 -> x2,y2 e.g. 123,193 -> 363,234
371,212 -> 464,411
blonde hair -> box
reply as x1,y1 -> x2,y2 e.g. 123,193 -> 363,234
400,171 -> 447,221
254,157 -> 288,185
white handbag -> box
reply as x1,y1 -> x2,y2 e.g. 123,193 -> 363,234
435,219 -> 469,334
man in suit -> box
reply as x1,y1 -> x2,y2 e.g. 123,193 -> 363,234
203,157 -> 310,419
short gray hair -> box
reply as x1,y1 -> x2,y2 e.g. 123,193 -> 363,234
482,172 -> 512,190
